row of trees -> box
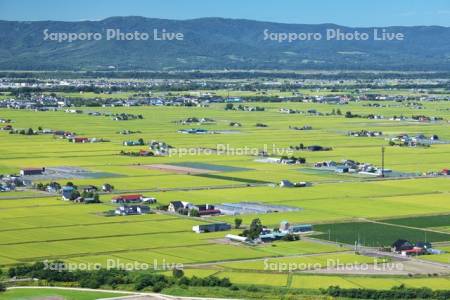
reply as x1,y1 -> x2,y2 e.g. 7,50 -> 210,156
322,285 -> 450,300
7,261 -> 234,293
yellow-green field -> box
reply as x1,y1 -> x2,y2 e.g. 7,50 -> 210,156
0,98 -> 449,292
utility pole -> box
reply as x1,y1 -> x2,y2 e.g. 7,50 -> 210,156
381,145 -> 385,178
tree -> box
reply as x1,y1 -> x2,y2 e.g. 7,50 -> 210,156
152,281 -> 165,292
234,218 -> 242,229
247,218 -> 263,240
189,209 -> 200,217
0,282 -> 5,292
225,103 -> 234,110
172,268 -> 184,278
27,128 -> 34,135
138,138 -> 144,145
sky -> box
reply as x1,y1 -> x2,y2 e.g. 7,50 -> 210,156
0,0 -> 449,26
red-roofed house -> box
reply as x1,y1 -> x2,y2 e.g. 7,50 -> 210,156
72,137 -> 89,143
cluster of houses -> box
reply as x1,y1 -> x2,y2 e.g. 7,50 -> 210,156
111,194 -> 157,204
66,110 -> 144,121
392,239 -> 445,256
2,126 -> 77,137
225,104 -> 265,112
123,140 -> 146,146
13,128 -> 109,144
0,174 -> 27,191
279,108 -> 302,114
289,125 -> 312,131
0,118 -> 12,123
279,180 -> 311,188
111,113 -> 144,121
314,159 -> 390,176
388,134 -> 441,147
175,117 -> 215,125
255,156 -> 306,165
59,184 -> 101,204
149,140 -> 172,156
279,156 -> 306,164
226,221 -> 313,243
348,130 -> 383,137
178,128 -> 212,134
1,124 -> 12,131
389,115 -> 444,123
67,136 -> 109,143
110,194 -> 156,216
121,140 -> 172,156
168,201 -> 221,216
120,149 -> 155,157
117,129 -> 142,135
114,205 -> 151,216
289,144 -> 332,152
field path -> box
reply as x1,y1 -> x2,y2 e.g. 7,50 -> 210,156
5,286 -> 239,300
361,218 -> 450,235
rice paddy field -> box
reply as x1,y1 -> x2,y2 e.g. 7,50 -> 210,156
0,97 -> 449,292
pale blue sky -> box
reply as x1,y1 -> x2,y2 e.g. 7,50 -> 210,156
0,0 -> 449,26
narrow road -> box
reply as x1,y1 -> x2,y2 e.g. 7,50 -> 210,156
5,286 -> 240,300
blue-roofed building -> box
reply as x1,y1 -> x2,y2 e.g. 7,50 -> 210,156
61,186 -> 75,201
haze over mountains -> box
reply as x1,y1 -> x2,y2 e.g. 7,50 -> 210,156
0,16 -> 449,71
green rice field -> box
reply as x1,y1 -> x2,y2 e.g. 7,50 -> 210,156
0,97 -> 449,293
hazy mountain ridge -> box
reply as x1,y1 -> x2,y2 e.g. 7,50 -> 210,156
0,17 -> 449,70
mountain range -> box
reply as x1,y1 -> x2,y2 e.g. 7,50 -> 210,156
0,17 -> 449,71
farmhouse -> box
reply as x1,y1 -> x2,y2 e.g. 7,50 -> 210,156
111,194 -> 143,203
115,205 -> 150,216
70,137 -> 89,143
279,180 -> 294,188
168,200 -> 184,212
192,222 -> 231,233
61,186 -> 76,201
279,180 -> 311,188
20,168 -> 45,176
194,204 -> 221,216
80,185 -> 98,193
259,221 -> 313,242
149,140 -> 172,156
178,128 -> 209,134
142,197 -> 157,204
391,240 -> 445,256
348,130 -> 383,137
102,183 -> 114,192
168,201 -> 220,216
123,140 -> 144,146
45,182 -> 61,193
